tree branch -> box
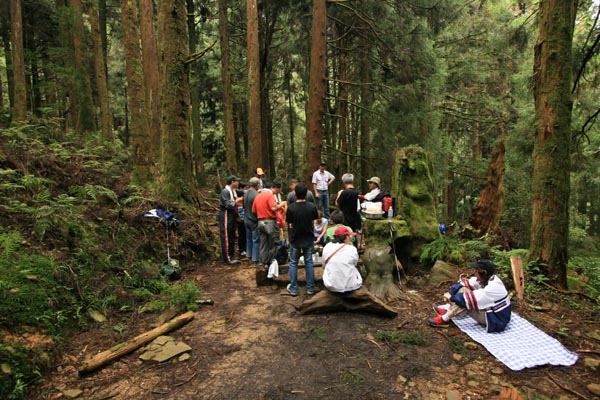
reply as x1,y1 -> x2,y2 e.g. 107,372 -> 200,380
185,40 -> 218,65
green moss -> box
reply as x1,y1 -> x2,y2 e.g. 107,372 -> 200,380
391,147 -> 439,242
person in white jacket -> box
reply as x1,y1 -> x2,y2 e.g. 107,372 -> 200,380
322,226 -> 363,293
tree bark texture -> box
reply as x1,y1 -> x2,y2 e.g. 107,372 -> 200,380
140,0 -> 161,161
1,29 -> 15,110
219,0 -> 236,172
10,0 -> 27,123
87,0 -> 113,141
158,0 -> 196,202
121,0 -> 152,184
187,0 -> 204,183
246,0 -> 262,176
469,140 -> 505,234
530,0 -> 577,288
70,0 -> 97,133
305,0 -> 327,185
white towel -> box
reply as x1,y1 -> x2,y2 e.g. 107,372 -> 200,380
452,312 -> 578,370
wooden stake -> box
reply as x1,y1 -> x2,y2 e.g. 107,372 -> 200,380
510,256 -> 525,301
78,311 -> 195,375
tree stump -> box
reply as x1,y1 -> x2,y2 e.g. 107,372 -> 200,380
299,287 -> 397,318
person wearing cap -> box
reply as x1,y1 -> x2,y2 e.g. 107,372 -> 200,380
243,177 -> 261,264
285,183 -> 319,296
219,176 -> 243,265
252,181 -> 287,269
311,162 -> 335,219
335,173 -> 362,235
321,226 -> 363,293
363,177 -> 382,201
428,259 -> 511,332
255,167 -> 267,189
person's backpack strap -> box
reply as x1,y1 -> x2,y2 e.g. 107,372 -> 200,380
324,244 -> 346,267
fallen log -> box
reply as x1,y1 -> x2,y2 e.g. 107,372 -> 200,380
79,311 -> 195,375
299,287 -> 397,318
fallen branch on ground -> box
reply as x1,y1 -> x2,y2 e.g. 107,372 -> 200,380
547,373 -> 591,400
78,311 -> 195,375
540,281 -> 598,303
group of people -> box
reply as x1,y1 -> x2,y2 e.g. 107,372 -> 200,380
219,165 -> 512,333
217,163 -> 385,295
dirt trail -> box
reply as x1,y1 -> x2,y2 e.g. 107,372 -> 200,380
34,261 -> 595,400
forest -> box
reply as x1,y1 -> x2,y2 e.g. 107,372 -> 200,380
1,0 -> 599,399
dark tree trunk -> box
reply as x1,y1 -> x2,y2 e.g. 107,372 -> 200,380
121,0 -> 151,183
158,0 -> 196,202
10,0 -> 27,123
70,0 -> 96,133
246,0 -> 262,176
218,0 -> 236,172
140,0 -> 161,161
305,0 -> 327,185
530,0 -> 577,288
99,0 -> 107,78
469,140 -> 505,234
286,68 -> 296,177
88,0 -> 113,141
187,0 -> 204,183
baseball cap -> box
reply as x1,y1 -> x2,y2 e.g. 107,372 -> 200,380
467,259 -> 496,275
334,226 -> 356,237
256,167 -> 265,175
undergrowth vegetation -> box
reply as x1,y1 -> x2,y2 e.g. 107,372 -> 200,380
0,124 -> 207,399
419,232 -> 600,303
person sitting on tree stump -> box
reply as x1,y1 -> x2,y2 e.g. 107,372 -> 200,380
322,226 -> 362,293
428,259 -> 511,332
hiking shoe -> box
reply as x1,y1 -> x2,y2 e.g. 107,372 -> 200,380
306,288 -> 320,296
286,284 -> 298,296
432,304 -> 450,316
227,259 -> 240,265
428,315 -> 449,328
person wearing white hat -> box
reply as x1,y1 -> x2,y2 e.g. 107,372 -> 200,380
363,177 -> 382,201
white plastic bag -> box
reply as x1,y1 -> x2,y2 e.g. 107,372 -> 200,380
267,259 -> 279,278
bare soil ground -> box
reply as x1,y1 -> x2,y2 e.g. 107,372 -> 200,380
30,258 -> 599,400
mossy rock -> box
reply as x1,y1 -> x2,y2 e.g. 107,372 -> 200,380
363,218 -> 411,246
391,147 -> 439,242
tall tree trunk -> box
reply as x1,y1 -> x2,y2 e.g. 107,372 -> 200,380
121,0 -> 151,184
88,0 -> 113,141
246,0 -> 262,176
10,0 -> 27,123
158,0 -> 196,202
187,0 -> 204,183
30,53 -> 42,115
359,39 -> 372,193
530,0 -> 577,288
0,55 -> 3,110
336,32 -> 348,174
219,0 -> 236,172
2,31 -> 15,110
140,0 -> 160,160
469,139 -> 505,234
286,69 -> 296,177
305,0 -> 327,185
99,0 -> 108,78
70,0 -> 97,133
445,170 -> 457,223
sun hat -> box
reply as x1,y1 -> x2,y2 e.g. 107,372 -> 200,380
256,167 -> 265,175
367,177 -> 381,187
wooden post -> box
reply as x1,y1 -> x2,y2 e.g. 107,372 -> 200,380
79,311 -> 195,375
510,256 -> 525,301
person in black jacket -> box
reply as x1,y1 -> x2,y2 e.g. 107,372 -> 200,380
219,176 -> 243,265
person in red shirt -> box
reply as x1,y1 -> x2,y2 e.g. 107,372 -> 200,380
252,182 -> 287,268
